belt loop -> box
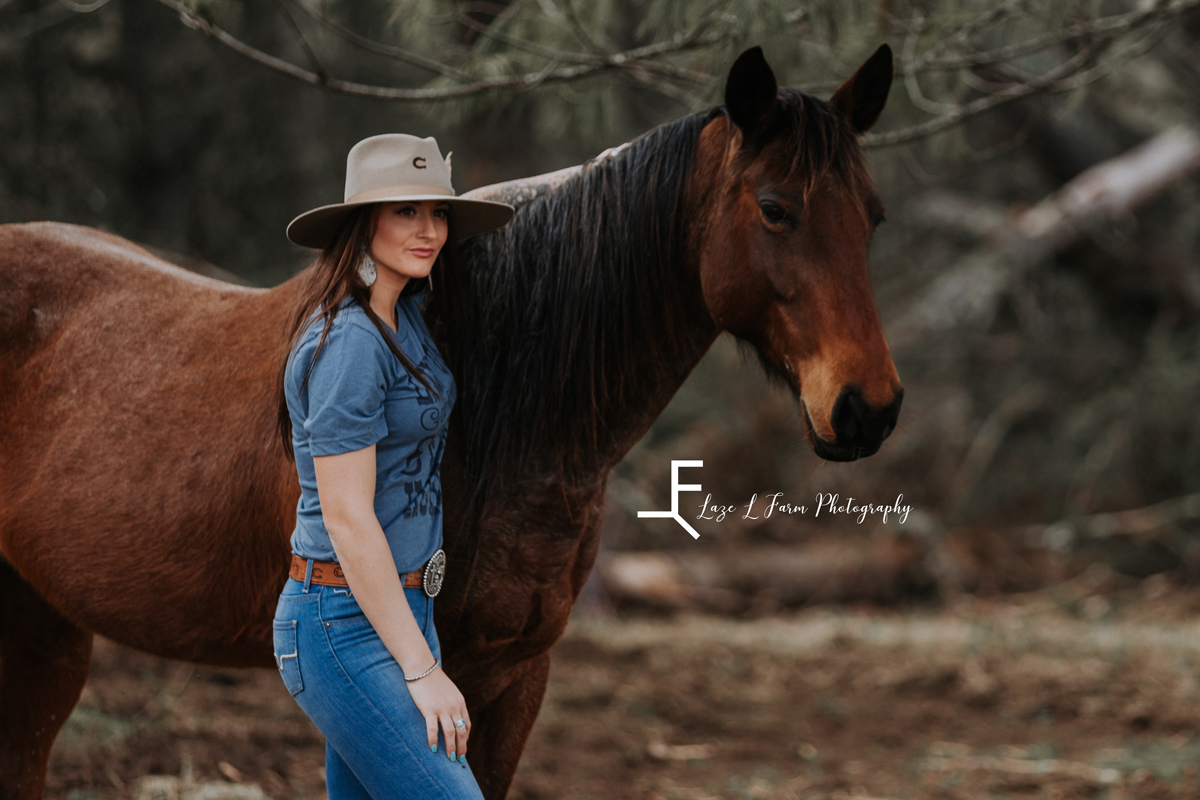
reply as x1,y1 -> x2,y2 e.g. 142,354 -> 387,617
303,558 -> 314,593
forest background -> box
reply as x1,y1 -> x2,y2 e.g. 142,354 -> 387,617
7,0 -> 1197,607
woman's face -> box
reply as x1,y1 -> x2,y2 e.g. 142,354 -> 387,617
368,200 -> 450,287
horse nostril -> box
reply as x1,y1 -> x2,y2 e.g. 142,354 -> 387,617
832,386 -> 902,447
831,387 -> 868,445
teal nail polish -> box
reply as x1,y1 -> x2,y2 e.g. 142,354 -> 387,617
449,751 -> 456,761
458,754 -> 466,764
431,744 -> 437,753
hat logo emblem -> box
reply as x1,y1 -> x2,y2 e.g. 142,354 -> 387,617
412,157 -> 427,169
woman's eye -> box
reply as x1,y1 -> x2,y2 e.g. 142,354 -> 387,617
434,208 -> 449,219
759,201 -> 788,225
396,206 -> 416,215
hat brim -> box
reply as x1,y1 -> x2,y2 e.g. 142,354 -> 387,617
286,195 -> 515,249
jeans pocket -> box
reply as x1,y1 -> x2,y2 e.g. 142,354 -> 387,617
273,620 -> 304,696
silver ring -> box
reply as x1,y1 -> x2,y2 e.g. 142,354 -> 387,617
455,718 -> 467,730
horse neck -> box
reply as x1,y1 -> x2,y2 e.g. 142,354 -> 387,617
453,112 -> 722,493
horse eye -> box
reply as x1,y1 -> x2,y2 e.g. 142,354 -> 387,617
759,201 -> 788,226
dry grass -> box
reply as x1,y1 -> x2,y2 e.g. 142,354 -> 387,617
47,583 -> 1200,799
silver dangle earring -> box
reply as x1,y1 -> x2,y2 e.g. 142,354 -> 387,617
358,244 -> 377,287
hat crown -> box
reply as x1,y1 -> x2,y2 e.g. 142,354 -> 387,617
344,134 -> 454,202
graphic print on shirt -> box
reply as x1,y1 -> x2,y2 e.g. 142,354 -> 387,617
395,354 -> 452,519
395,356 -> 450,478
402,423 -> 449,519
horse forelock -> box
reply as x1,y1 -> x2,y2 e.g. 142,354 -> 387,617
751,89 -> 876,213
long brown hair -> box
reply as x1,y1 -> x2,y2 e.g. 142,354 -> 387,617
276,204 -> 467,459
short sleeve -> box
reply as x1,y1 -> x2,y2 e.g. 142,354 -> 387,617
299,323 -> 391,456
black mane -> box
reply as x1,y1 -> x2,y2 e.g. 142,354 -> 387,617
450,107 -> 720,494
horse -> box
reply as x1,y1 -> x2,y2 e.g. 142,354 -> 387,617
0,45 -> 901,798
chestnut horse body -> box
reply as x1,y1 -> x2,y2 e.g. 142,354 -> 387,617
0,48 -> 901,797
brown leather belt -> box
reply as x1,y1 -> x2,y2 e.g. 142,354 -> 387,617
290,553 -> 439,593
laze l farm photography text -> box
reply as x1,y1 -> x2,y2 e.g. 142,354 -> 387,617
698,492 -> 913,525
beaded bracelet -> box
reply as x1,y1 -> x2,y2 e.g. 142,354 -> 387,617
405,658 -> 440,682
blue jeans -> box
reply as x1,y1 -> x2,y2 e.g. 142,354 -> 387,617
273,574 -> 485,800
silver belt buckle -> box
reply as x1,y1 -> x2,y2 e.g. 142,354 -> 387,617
422,549 -> 446,598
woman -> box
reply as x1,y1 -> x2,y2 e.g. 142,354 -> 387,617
273,133 -> 513,799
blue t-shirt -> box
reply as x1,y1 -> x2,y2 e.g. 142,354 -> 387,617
285,293 -> 455,574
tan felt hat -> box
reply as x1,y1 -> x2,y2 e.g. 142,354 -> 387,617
286,133 -> 514,249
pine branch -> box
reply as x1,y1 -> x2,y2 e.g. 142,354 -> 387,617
149,0 -> 732,102
906,0 -> 1200,74
287,0 -> 475,82
145,0 -> 1197,146
865,5 -> 1181,148
270,0 -> 326,84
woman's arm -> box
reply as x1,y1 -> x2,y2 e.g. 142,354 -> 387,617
314,446 -> 471,763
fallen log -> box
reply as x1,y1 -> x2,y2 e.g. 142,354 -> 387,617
595,491 -> 1200,608
892,127 -> 1200,349
597,535 -> 935,611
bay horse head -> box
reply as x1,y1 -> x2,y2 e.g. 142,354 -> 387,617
695,45 -> 902,461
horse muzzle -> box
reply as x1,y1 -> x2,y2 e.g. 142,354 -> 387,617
803,386 -> 903,462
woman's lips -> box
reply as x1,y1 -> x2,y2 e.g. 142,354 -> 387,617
410,248 -> 435,258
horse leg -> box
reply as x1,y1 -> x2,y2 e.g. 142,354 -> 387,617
468,653 -> 551,800
0,559 -> 94,800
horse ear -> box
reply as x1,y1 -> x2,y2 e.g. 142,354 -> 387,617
725,46 -> 778,137
829,43 -> 893,134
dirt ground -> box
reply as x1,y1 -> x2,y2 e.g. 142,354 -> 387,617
45,572 -> 1200,800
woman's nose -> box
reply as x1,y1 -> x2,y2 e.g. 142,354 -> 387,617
417,209 -> 437,238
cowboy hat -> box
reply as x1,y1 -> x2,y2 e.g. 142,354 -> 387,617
286,133 -> 514,249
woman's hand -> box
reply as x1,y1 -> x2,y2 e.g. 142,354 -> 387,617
406,666 -> 472,763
